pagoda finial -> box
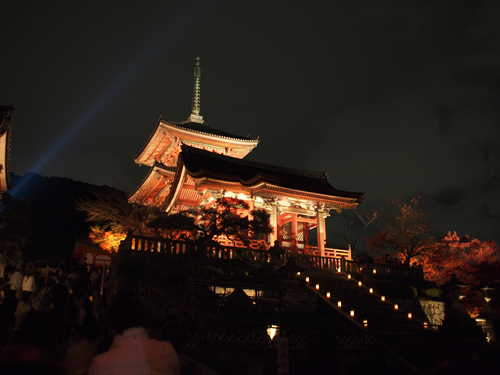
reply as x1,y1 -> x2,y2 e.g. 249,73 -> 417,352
189,56 -> 203,123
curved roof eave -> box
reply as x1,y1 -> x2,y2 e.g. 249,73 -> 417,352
134,117 -> 259,164
165,117 -> 259,143
186,171 -> 364,205
129,163 -> 176,202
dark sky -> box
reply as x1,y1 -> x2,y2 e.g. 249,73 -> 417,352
1,1 -> 499,244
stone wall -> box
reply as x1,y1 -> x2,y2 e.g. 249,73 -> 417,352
419,299 -> 445,326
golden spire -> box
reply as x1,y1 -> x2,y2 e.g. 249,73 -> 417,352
189,56 -> 203,123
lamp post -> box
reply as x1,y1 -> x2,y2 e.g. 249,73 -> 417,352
268,325 -> 288,375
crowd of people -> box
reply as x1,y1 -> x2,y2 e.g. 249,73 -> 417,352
0,260 -> 180,375
1,261 -> 103,340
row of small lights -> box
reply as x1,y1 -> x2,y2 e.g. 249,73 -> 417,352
300,272 -> 429,329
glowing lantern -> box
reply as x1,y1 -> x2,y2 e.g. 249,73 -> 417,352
338,301 -> 342,307
358,281 -> 362,286
305,277 -> 309,283
350,310 -> 355,317
326,292 -> 331,298
363,319 -> 368,328
369,288 -> 373,293
394,304 -> 399,310
381,296 -> 385,301
408,313 -> 412,319
347,274 -> 351,279
315,284 -> 320,290
267,325 -> 279,340
423,322 -> 428,329
372,269 -> 377,274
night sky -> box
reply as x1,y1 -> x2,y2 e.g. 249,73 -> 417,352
1,1 -> 499,245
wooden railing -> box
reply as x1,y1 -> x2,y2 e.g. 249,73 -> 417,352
280,241 -> 352,260
122,235 -> 423,280
125,235 -> 271,263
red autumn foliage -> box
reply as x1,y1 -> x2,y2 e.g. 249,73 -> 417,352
417,231 -> 500,287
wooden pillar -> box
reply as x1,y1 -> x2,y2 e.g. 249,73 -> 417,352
304,223 -> 310,248
270,202 -> 278,245
316,210 -> 326,257
248,197 -> 255,221
248,197 -> 255,241
291,213 -> 298,252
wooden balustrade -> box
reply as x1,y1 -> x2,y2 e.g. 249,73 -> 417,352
124,234 -> 423,280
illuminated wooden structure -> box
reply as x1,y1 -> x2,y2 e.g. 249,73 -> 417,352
131,58 -> 364,258
131,57 -> 259,205
0,105 -> 14,193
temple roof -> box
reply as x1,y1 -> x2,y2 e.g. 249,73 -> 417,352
160,116 -> 258,143
0,104 -> 14,192
179,145 -> 364,203
129,161 -> 176,204
0,105 -> 15,136
134,116 -> 259,167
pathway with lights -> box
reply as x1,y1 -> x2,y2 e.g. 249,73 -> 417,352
299,268 -> 488,375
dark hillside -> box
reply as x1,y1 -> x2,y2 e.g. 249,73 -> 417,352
10,173 -> 126,260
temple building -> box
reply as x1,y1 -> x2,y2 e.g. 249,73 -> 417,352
131,58 -> 364,258
0,105 -> 14,193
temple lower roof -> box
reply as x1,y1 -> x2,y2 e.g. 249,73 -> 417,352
180,145 -> 364,203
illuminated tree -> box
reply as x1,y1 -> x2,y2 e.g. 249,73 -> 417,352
417,231 -> 500,286
76,189 -> 183,250
89,223 -> 127,253
75,189 -> 150,234
196,198 -> 273,246
366,196 -> 440,265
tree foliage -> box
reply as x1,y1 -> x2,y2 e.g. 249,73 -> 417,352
366,196 -> 440,265
196,198 -> 273,246
89,223 -> 127,253
146,211 -> 196,241
75,189 -> 149,233
77,193 -> 272,250
417,231 -> 500,286
0,192 -> 32,265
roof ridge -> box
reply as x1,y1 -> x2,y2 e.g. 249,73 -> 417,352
160,117 -> 259,142
183,145 -> 328,180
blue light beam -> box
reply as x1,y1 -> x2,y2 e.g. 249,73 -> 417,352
12,2 -> 207,197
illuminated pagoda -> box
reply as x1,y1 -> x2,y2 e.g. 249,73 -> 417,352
131,57 -> 259,205
131,58 -> 364,258
0,104 -> 14,193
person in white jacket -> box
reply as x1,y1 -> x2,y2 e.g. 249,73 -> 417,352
88,296 -> 180,375
7,264 -> 23,300
21,262 -> 36,298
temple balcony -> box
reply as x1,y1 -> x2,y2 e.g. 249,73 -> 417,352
120,234 -> 424,281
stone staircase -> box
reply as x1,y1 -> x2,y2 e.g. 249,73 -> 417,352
300,268 -> 491,375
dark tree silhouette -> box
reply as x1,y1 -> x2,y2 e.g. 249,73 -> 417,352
196,198 -> 273,246
0,192 -> 32,266
366,196 -> 440,265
